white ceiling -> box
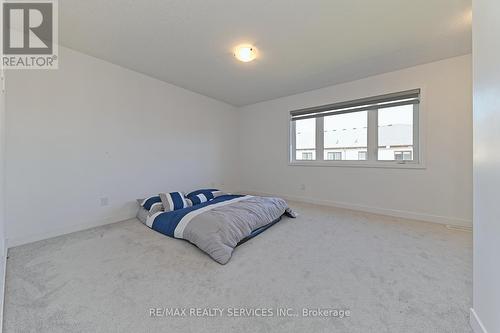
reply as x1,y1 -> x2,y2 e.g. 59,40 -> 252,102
59,0 -> 472,106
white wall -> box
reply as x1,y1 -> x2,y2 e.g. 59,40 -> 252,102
0,0 -> 6,257
238,55 -> 472,227
0,72 -> 5,256
4,46 -> 239,246
471,0 -> 500,332
1,0 -> 6,325
4,50 -> 473,245
0,68 -> 5,333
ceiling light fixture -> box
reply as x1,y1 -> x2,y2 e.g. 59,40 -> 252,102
233,44 -> 258,62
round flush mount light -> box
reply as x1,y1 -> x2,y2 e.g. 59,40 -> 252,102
233,44 -> 258,62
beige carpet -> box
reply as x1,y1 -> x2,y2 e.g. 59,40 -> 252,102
3,201 -> 472,332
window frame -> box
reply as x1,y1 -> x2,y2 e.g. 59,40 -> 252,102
288,89 -> 426,169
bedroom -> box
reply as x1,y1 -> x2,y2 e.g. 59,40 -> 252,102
0,0 -> 498,332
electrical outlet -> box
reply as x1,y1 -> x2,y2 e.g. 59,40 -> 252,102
300,184 -> 306,191
100,197 -> 109,206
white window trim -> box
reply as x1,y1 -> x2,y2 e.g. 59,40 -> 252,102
288,89 -> 426,169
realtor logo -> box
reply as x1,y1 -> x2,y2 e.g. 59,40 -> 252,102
2,0 -> 58,69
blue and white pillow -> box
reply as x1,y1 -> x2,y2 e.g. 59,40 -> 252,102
186,189 -> 224,205
139,195 -> 164,215
159,191 -> 190,212
141,195 -> 162,210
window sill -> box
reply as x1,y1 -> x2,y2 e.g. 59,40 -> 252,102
288,161 -> 426,169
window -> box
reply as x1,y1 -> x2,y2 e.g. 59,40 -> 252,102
302,152 -> 313,160
290,89 -> 421,167
326,151 -> 342,160
378,105 -> 414,161
294,118 -> 316,160
324,111 -> 367,161
394,151 -> 412,161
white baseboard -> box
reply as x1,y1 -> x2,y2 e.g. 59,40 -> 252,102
241,190 -> 472,228
470,308 -> 488,333
4,191 -> 472,247
6,212 -> 136,249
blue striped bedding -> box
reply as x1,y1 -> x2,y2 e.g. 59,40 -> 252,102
142,194 -> 295,264
147,194 -> 244,237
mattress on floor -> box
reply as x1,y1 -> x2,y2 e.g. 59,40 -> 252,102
136,206 -> 150,224
141,195 -> 296,264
